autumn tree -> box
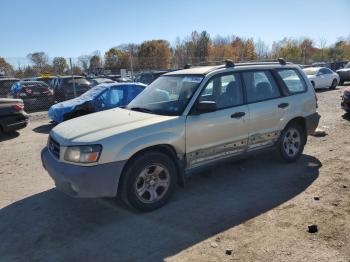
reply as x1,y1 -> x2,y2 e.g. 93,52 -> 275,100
209,36 -> 233,61
0,57 -> 14,76
299,38 -> 315,64
138,40 -> 172,70
89,55 -> 102,70
52,57 -> 68,75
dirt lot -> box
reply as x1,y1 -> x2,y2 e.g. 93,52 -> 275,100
0,85 -> 349,262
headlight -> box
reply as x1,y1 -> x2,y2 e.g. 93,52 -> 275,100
64,145 -> 102,163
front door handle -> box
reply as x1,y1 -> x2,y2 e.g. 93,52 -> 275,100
278,103 -> 289,109
231,112 -> 246,119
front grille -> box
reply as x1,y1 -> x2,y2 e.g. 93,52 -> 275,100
48,136 -> 60,159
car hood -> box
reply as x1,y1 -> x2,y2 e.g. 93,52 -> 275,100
306,75 -> 316,79
51,108 -> 177,144
48,95 -> 93,123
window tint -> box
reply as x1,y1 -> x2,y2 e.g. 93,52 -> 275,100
242,71 -> 280,103
324,68 -> 332,74
199,73 -> 243,109
277,69 -> 306,93
127,85 -> 144,103
319,68 -> 328,75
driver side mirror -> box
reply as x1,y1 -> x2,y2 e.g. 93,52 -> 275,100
194,101 -> 217,114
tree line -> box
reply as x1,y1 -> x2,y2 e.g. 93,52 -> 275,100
1,31 -> 350,78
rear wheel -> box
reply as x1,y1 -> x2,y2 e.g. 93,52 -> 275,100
120,151 -> 177,212
277,123 -> 305,163
330,79 -> 337,90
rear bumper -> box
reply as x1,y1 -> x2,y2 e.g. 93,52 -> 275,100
41,148 -> 126,198
341,98 -> 350,112
305,112 -> 321,135
0,112 -> 28,132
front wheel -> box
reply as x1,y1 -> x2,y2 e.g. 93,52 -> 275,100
277,123 -> 305,163
120,151 -> 177,212
330,79 -> 337,90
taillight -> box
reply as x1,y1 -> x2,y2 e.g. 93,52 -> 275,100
13,104 -> 24,111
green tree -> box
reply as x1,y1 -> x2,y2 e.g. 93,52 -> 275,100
27,52 -> 49,73
52,57 -> 68,75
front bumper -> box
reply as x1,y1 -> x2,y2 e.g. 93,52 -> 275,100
305,112 -> 321,135
41,148 -> 126,198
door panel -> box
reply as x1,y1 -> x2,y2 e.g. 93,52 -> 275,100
247,98 -> 290,150
186,105 -> 249,167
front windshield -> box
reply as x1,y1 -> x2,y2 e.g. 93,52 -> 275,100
127,75 -> 204,116
303,68 -> 318,75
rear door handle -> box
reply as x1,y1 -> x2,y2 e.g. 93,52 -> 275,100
278,103 -> 289,109
231,112 -> 246,119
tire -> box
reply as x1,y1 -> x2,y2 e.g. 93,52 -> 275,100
277,123 -> 306,163
330,79 -> 337,90
120,151 -> 177,212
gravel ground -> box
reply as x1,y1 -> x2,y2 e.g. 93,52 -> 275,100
0,85 -> 349,262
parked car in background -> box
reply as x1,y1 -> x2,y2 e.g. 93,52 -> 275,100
88,77 -> 115,87
42,59 -> 320,211
48,82 -> 146,123
341,86 -> 350,113
0,98 -> 28,133
134,71 -> 169,85
303,67 -> 339,90
336,62 -> 350,85
11,81 -> 54,111
0,78 -> 19,98
51,76 -> 92,102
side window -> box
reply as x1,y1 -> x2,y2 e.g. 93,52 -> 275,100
277,69 -> 306,93
199,73 -> 243,109
324,68 -> 333,74
109,87 -> 124,106
319,68 -> 330,75
127,86 -> 144,103
242,71 -> 281,103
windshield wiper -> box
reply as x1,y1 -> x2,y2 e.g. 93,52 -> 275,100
129,107 -> 153,113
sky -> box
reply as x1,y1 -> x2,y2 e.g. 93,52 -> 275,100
1,0 -> 349,62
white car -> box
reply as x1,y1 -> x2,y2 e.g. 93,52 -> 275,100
303,67 -> 339,90
42,59 -> 320,211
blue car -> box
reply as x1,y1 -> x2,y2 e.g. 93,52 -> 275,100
48,83 -> 146,123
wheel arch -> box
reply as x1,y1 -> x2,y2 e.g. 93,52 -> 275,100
284,116 -> 307,144
117,144 -> 185,196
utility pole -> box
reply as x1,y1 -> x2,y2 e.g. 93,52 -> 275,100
130,52 -> 134,80
70,58 -> 77,98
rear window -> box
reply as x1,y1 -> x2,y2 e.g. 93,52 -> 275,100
0,80 -> 19,97
64,78 -> 89,85
277,69 -> 306,93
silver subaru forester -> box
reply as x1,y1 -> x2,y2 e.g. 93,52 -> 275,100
42,59 -> 320,211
